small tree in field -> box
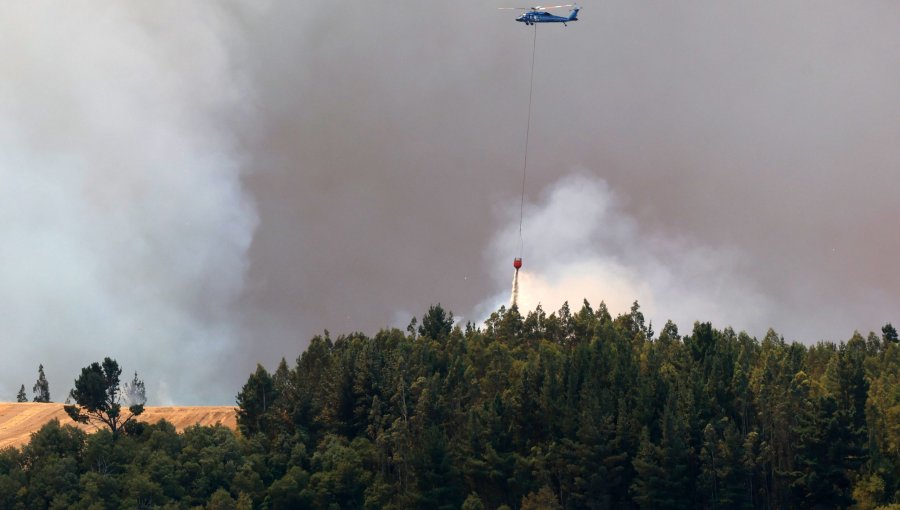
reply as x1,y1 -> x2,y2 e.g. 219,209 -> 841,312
32,364 -> 50,402
16,385 -> 27,402
64,358 -> 146,438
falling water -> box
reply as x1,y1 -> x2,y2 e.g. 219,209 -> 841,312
511,269 -> 520,308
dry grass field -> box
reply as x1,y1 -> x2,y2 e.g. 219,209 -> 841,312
0,402 -> 237,449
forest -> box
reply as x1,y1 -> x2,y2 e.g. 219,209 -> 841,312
2,301 -> 900,510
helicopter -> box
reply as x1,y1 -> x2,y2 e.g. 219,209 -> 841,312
499,4 -> 580,26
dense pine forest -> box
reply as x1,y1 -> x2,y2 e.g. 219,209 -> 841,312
3,301 -> 900,509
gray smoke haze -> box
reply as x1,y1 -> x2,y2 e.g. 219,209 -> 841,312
3,1 -> 899,403
241,0 -> 899,354
477,171 -> 772,333
1,4 -> 258,404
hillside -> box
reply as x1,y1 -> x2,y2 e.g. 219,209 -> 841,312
0,307 -> 898,508
0,402 -> 236,449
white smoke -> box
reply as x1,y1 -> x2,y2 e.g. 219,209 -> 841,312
479,171 -> 771,336
0,4 -> 258,404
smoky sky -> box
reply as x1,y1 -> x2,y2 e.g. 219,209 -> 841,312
3,1 -> 899,404
1,3 -> 258,404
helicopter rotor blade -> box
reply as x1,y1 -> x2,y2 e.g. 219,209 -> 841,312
498,4 -> 573,11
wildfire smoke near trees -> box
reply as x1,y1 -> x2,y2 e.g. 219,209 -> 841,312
2,303 -> 900,509
2,1 -> 897,508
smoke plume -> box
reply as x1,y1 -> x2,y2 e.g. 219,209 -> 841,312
3,1 -> 898,403
240,0 -> 899,352
481,171 -> 772,335
0,4 -> 257,404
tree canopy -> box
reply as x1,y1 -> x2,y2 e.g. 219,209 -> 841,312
63,358 -> 145,439
1,303 -> 899,509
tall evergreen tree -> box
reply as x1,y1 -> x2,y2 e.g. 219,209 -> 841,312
883,323 -> 899,344
790,396 -> 861,508
32,364 -> 50,403
235,364 -> 277,437
418,304 -> 454,341
16,384 -> 27,402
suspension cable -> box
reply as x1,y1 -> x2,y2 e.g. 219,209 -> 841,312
518,25 -> 537,258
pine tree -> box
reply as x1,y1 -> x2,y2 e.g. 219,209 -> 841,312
235,364 -> 276,437
699,420 -> 752,510
631,429 -> 668,509
32,364 -> 50,402
16,384 -> 27,402
416,426 -> 464,510
883,323 -> 899,344
418,304 -> 454,340
123,372 -> 146,407
790,395 -> 860,508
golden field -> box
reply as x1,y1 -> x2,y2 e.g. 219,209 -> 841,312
0,402 -> 237,449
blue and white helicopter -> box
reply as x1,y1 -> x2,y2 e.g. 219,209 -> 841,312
499,4 -> 580,26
